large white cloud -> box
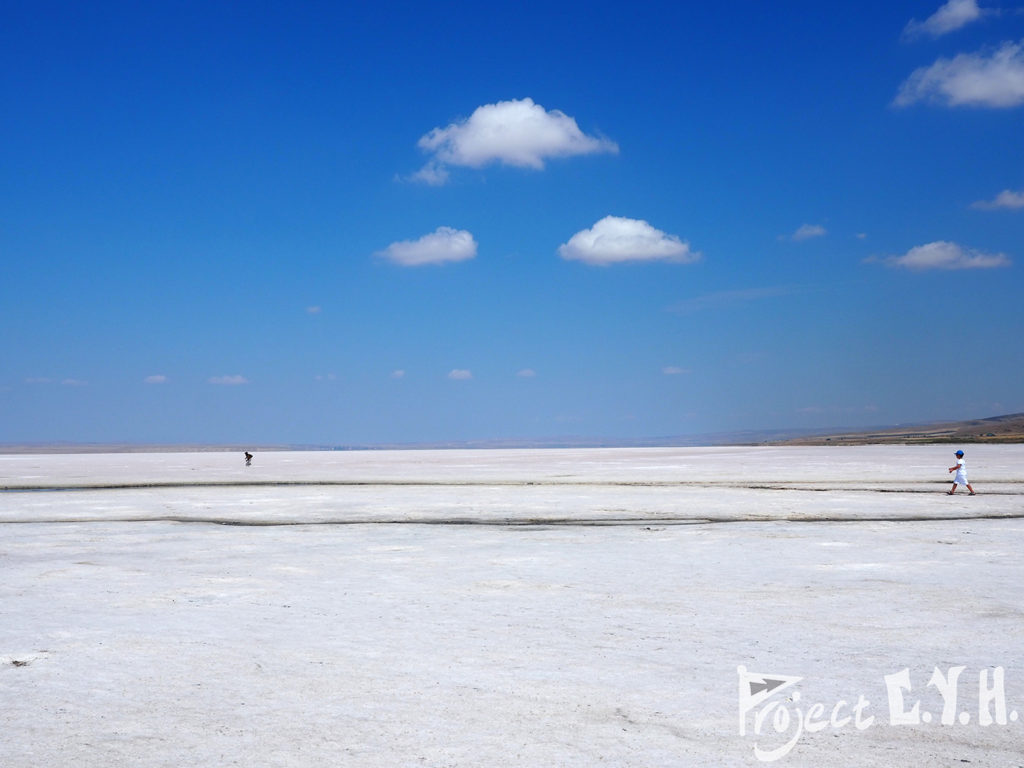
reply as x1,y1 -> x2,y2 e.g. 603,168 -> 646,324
971,188 -> 1024,210
882,241 -> 1011,270
895,40 -> 1024,107
416,98 -> 617,178
558,216 -> 699,266
904,0 -> 984,40
376,227 -> 478,267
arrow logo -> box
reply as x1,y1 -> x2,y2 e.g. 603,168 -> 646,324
737,666 -> 803,735
749,678 -> 788,696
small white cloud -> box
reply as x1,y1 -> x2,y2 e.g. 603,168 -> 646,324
407,162 -> 450,186
895,40 -> 1024,108
414,98 -> 617,183
971,188 -> 1024,210
558,216 -> 699,266
61,379 -> 87,387
314,373 -> 337,382
144,375 -> 167,384
390,369 -> 406,379
376,226 -> 478,267
785,223 -> 827,242
856,232 -> 868,239
904,0 -> 984,40
306,305 -> 322,314
448,369 -> 473,380
209,375 -> 249,385
662,366 -> 689,375
516,369 -> 536,378
879,241 -> 1011,270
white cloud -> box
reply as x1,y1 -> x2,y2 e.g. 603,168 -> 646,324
407,162 -> 450,186
971,188 -> 1024,209
306,305 -> 321,314
516,369 -> 536,378
209,375 -> 249,385
314,373 -> 337,382
413,98 -> 617,183
376,227 -> 477,267
904,0 -> 984,40
558,216 -> 699,266
856,232 -> 868,239
390,370 -> 406,379
448,369 -> 472,380
895,40 -> 1024,107
786,223 -> 827,241
880,241 -> 1011,270
662,366 -> 689,375
144,375 -> 167,384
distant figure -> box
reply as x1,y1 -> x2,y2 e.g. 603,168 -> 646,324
244,451 -> 253,467
947,450 -> 975,495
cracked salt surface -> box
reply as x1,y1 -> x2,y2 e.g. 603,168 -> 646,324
1,446 -> 1023,767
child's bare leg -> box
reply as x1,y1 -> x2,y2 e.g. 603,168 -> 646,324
967,484 -> 975,494
948,484 -> 958,495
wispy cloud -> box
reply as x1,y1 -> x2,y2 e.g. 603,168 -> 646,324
558,216 -> 699,266
903,0 -> 985,40
970,188 -> 1024,210
306,305 -> 322,314
662,366 -> 689,375
516,368 -> 536,378
668,286 -> 795,314
412,98 -> 617,184
209,375 -> 249,385
376,226 -> 477,267
390,369 -> 406,379
782,223 -> 827,242
797,404 -> 880,415
448,369 -> 473,380
873,241 -> 1011,270
895,39 -> 1024,108
406,162 -> 450,186
144,375 -> 167,384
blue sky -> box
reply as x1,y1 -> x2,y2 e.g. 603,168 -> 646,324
2,0 -> 1023,445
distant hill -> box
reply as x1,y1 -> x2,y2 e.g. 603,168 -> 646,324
773,413 -> 1024,446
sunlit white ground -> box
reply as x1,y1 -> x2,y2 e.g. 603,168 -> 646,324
1,446 -> 1023,767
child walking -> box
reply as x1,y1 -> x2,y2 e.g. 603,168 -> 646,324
947,450 -> 975,495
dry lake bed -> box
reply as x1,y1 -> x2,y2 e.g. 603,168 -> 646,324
2,446 -> 1023,767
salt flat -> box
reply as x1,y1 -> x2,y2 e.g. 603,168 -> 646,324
1,447 -> 1023,767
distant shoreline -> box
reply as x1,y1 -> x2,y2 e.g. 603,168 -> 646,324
2,412 -> 1022,454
